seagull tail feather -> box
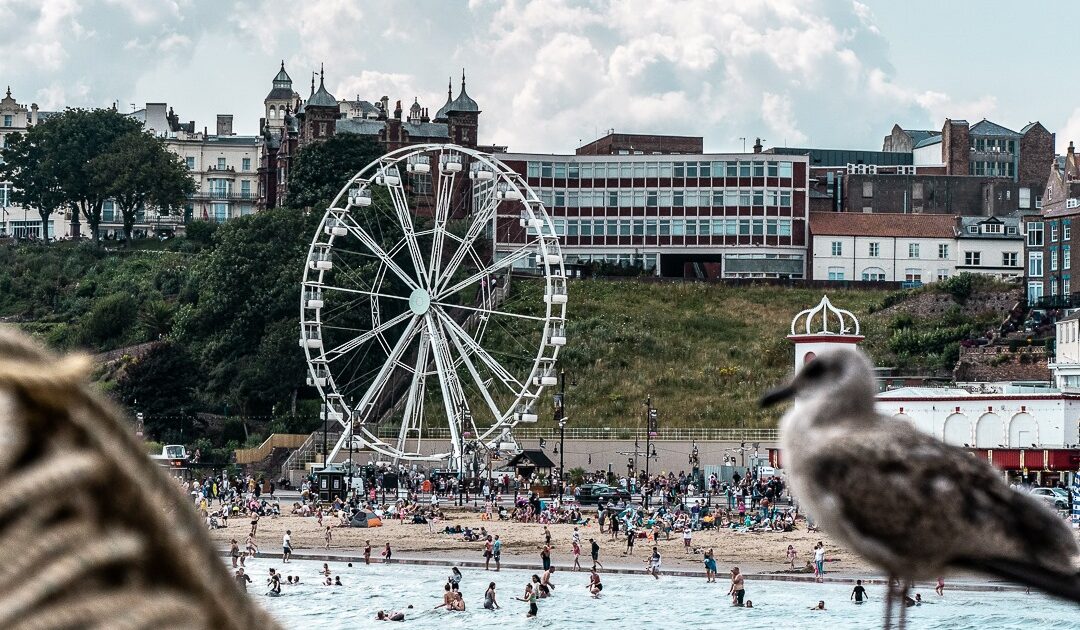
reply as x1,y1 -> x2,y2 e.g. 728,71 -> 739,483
956,557 -> 1080,604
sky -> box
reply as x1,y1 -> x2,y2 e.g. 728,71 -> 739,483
2,0 -> 1079,154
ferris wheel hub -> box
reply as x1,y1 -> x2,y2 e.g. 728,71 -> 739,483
408,288 -> 431,315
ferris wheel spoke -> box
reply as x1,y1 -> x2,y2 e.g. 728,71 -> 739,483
397,329 -> 431,457
385,180 -> 429,283
440,312 -> 505,423
316,283 -> 412,302
432,187 -> 502,294
424,316 -> 467,457
432,299 -> 548,322
337,212 -> 419,291
352,316 -> 421,423
427,163 -> 458,285
434,309 -> 525,392
323,310 -> 414,363
435,243 -> 535,301
430,316 -> 484,442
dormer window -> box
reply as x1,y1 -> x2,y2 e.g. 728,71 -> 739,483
983,223 -> 1003,234
967,225 -> 978,234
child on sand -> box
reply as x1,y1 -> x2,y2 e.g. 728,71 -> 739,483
786,544 -> 797,569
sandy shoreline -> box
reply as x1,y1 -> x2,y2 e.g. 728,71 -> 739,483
208,506 -> 1058,591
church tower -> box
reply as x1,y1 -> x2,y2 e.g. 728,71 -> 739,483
264,61 -> 296,131
445,70 -> 480,148
300,64 -> 340,145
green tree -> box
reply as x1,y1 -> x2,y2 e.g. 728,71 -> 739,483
285,134 -> 384,209
91,131 -> 195,243
178,207 -> 319,414
41,108 -> 144,244
0,126 -> 65,242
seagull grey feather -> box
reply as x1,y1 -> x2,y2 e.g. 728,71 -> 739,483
763,347 -> 1080,605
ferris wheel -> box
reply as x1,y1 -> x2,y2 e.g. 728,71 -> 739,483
300,144 -> 567,471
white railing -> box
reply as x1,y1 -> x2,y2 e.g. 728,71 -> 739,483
371,426 -> 779,442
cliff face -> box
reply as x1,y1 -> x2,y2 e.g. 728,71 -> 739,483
954,345 -> 1051,382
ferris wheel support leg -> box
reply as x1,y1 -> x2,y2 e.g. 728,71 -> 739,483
424,314 -> 466,473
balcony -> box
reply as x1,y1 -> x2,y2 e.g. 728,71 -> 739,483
206,165 -> 236,176
188,191 -> 256,201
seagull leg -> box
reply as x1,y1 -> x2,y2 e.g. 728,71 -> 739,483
898,579 -> 911,630
883,576 -> 895,630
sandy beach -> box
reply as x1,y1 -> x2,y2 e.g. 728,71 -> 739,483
210,504 -> 874,577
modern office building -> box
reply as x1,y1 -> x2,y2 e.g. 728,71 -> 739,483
495,140 -> 810,278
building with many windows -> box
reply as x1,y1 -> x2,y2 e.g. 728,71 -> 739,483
493,147 -> 810,277
809,212 -> 956,283
0,87 -> 56,238
955,215 -> 1025,280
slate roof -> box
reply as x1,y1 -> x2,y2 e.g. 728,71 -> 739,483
307,77 -> 338,108
970,119 -> 1020,138
809,211 -> 956,238
335,119 -> 450,139
507,449 -> 555,469
913,135 -> 942,149
957,215 -> 1021,239
904,129 -> 940,145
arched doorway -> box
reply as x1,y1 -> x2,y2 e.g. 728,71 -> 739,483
943,413 -> 971,445
975,413 -> 1003,448
1008,412 -> 1038,448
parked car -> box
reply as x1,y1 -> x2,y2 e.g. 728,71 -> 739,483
1029,487 -> 1069,510
574,483 -> 631,505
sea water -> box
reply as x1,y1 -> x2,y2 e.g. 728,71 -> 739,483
242,557 -> 1077,629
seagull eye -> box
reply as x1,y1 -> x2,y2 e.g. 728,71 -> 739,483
802,359 -> 826,380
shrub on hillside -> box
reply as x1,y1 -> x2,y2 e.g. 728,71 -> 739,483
78,292 -> 138,347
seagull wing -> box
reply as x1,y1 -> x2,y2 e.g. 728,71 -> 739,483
808,418 -> 1079,581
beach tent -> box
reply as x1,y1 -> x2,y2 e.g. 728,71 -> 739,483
350,511 -> 383,528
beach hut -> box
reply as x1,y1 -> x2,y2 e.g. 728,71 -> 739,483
507,449 -> 556,495
315,464 -> 347,502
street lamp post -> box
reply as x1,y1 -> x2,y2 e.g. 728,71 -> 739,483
554,370 -> 568,500
644,396 -> 657,506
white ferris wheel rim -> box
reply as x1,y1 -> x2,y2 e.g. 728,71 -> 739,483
300,143 -> 566,465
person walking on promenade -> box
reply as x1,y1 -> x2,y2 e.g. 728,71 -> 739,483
590,538 -> 603,570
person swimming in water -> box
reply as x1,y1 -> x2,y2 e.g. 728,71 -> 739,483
334,576 -> 342,586
851,580 -> 868,603
376,610 -> 406,621
234,567 -> 252,592
434,583 -> 455,611
811,600 -> 826,610
267,568 -> 281,596
484,582 -> 500,610
517,583 -> 538,617
745,600 -> 754,608
587,569 -> 603,597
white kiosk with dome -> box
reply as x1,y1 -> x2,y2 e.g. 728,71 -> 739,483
787,295 -> 864,370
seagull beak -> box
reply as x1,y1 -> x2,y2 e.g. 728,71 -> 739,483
760,384 -> 795,407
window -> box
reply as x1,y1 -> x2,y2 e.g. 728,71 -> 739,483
862,181 -> 873,197
869,242 -> 880,257
242,158 -> 251,171
1029,251 -> 1043,277
778,162 -> 793,178
1052,222 -> 1059,242
937,269 -> 950,281
1019,187 -> 1031,209
780,191 -> 791,207
904,268 -> 922,283
862,267 -> 886,281
1066,276 -> 1072,296
1051,248 -> 1058,272
211,202 -> 228,222
541,162 -> 552,178
827,267 -> 845,280
912,183 -> 923,200
186,156 -> 195,170
2,115 -> 11,127
767,162 -> 778,177
1065,245 -> 1071,270
908,243 -> 920,258
1003,252 -> 1018,267
983,222 -> 1003,234
1007,226 -> 1018,235
1028,282 -> 1043,302
831,241 -> 843,256
1052,278 -> 1058,296
938,244 -> 949,259
1036,195 -> 1043,209
241,180 -> 251,197
0,183 -> 9,207
967,225 -> 978,234
1065,220 -> 1072,240
554,163 -> 567,179
964,251 -> 981,266
216,157 -> 226,169
1027,221 -> 1043,246
527,162 -> 540,178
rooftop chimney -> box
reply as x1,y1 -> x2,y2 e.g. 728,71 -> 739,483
753,137 -> 763,154
216,114 -> 234,136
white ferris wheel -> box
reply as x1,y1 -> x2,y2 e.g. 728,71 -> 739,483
300,144 -> 568,471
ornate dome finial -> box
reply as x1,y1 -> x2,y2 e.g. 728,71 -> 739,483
790,295 -> 860,337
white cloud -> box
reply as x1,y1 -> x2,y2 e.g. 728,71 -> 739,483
0,0 -> 1017,150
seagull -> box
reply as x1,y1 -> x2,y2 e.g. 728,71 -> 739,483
761,347 -> 1080,629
